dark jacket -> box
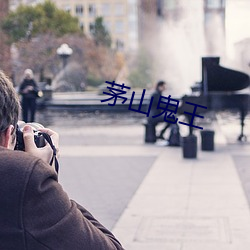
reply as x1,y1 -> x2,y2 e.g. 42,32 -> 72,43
19,79 -> 38,99
0,147 -> 124,250
147,89 -> 163,119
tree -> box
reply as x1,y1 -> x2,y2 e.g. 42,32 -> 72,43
13,33 -> 122,90
91,17 -> 112,47
1,0 -> 80,42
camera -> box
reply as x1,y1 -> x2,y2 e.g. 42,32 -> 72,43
14,122 -> 46,151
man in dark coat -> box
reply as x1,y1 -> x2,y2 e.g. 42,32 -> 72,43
19,69 -> 39,123
0,70 -> 124,249
148,80 -> 171,140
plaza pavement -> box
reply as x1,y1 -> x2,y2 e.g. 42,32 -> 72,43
45,112 -> 250,250
110,121 -> 250,250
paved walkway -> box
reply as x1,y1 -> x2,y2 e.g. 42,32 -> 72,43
46,111 -> 250,250
112,124 -> 250,249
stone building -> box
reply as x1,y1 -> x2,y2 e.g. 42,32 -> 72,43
51,0 -> 138,51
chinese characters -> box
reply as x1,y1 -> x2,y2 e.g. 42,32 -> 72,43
101,81 -> 207,130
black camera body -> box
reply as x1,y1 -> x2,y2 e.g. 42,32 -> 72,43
14,123 -> 46,151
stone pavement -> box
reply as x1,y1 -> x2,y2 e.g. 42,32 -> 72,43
45,113 -> 250,250
110,124 -> 250,249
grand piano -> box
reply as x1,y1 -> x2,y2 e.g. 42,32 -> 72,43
180,57 -> 250,141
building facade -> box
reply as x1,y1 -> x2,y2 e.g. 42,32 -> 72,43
9,0 -> 138,51
51,0 -> 138,51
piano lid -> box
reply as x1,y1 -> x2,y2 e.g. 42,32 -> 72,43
201,57 -> 250,92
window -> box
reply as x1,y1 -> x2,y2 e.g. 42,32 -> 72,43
102,3 -> 111,16
64,5 -> 71,13
89,22 -> 95,33
128,20 -> 137,32
115,20 -> 124,33
115,3 -> 124,16
164,0 -> 177,10
103,20 -> 112,32
89,4 -> 96,17
116,39 -> 124,51
205,0 -> 225,9
75,5 -> 83,16
80,22 -> 84,32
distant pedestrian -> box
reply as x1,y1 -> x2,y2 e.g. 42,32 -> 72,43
19,69 -> 39,122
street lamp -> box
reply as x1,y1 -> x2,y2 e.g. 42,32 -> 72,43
56,43 -> 73,68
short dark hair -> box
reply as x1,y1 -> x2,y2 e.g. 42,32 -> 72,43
156,80 -> 166,90
0,71 -> 20,143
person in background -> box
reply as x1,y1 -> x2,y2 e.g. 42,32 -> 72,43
0,70 -> 124,249
148,80 -> 171,140
19,69 -> 39,123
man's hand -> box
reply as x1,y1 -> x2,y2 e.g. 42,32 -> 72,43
23,125 -> 59,165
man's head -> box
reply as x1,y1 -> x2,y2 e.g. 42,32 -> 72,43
0,71 -> 20,149
156,80 -> 166,93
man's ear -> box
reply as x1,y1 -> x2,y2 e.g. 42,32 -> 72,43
2,125 -> 15,149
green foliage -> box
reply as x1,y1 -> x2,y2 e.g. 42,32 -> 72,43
128,50 -> 153,88
1,0 -> 80,42
92,17 -> 111,47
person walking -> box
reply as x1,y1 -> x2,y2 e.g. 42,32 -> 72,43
19,69 -> 39,122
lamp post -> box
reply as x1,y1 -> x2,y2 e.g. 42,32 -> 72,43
56,43 -> 73,68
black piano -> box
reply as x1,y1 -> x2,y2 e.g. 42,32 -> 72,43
180,57 -> 250,141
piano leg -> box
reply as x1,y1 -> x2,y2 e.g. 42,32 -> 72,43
184,108 -> 247,141
187,116 -> 194,136
238,109 -> 247,142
